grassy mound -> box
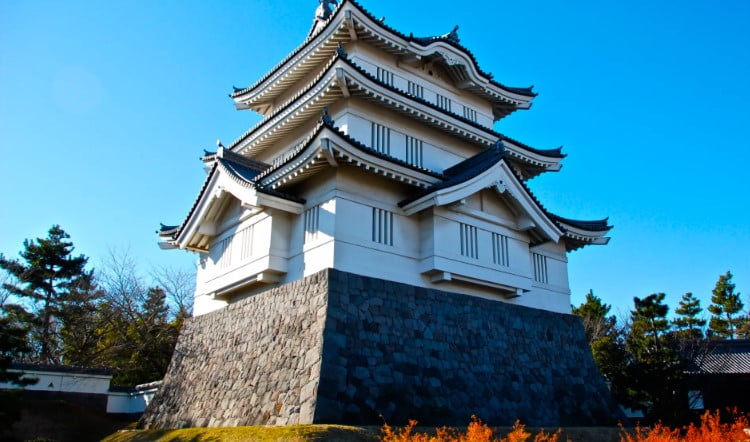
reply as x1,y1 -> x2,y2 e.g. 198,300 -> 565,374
102,424 -> 379,442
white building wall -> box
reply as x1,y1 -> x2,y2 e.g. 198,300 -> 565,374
335,105 -> 475,173
0,370 -> 111,395
346,41 -> 495,128
192,164 -> 573,316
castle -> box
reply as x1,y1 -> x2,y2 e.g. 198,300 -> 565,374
143,0 -> 620,428
157,0 -> 610,318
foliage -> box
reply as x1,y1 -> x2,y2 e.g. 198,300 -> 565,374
102,424 -> 377,442
671,293 -> 705,341
572,290 -> 617,342
0,303 -> 37,430
619,409 -> 750,442
0,229 -> 193,387
0,305 -> 35,385
380,416 -> 561,442
624,293 -> 689,424
95,250 -> 184,386
0,225 -> 93,363
707,272 -> 744,339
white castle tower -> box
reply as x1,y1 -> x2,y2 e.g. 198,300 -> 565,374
158,0 -> 611,317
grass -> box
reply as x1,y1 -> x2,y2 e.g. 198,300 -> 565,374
102,410 -> 750,442
102,424 -> 379,442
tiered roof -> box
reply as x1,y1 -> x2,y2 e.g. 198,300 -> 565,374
230,0 -> 534,120
160,112 -> 610,252
159,1 -> 611,253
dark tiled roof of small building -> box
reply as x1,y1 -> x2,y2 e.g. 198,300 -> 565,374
690,340 -> 750,375
10,362 -> 112,376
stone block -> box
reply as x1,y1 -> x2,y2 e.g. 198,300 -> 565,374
141,269 -> 622,429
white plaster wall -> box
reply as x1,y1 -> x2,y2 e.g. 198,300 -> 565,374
336,104 -> 476,173
106,388 -> 158,414
193,164 -> 573,316
346,41 -> 494,128
0,370 -> 111,395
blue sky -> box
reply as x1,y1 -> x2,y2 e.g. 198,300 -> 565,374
1,0 -> 748,319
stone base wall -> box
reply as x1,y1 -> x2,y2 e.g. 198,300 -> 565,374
316,269 -> 622,426
140,271 -> 330,429
142,268 -> 622,429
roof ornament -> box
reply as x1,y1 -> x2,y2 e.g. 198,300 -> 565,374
321,107 -> 335,126
336,41 -> 348,58
309,0 -> 339,37
446,25 -> 460,43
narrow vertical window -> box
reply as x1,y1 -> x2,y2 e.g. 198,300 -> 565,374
376,67 -> 394,86
408,81 -> 424,99
240,225 -> 254,260
304,205 -> 321,243
436,94 -> 452,112
459,223 -> 478,259
405,135 -> 423,167
492,233 -> 510,267
371,122 -> 391,155
371,207 -> 394,246
532,252 -> 548,284
218,235 -> 233,269
463,105 -> 477,122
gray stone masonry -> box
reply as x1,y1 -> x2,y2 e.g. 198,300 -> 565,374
141,268 -> 622,429
140,272 -> 329,429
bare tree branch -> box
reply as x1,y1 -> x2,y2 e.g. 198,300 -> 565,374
150,265 -> 195,319
97,247 -> 147,321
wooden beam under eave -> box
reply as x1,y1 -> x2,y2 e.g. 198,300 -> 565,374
336,68 -> 350,97
345,11 -> 358,40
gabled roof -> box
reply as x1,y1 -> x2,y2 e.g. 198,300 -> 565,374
227,47 -> 563,178
159,111 -> 443,249
162,113 -> 608,252
230,0 -> 534,120
158,147 -> 305,250
398,141 -> 611,251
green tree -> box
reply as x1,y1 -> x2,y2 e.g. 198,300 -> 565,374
624,293 -> 688,424
572,290 -> 617,342
671,292 -> 705,340
59,271 -> 105,366
0,304 -> 37,430
708,271 -> 744,339
572,291 -> 628,409
95,251 -> 182,385
0,225 -> 89,363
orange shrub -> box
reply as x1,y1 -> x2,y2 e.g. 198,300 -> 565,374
619,409 -> 750,442
379,416 -> 560,442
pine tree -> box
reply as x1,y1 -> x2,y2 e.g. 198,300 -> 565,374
59,271 -> 104,366
708,271 -> 744,339
625,293 -> 688,424
629,293 -> 670,356
0,225 -> 89,363
572,290 -> 617,342
672,292 -> 705,340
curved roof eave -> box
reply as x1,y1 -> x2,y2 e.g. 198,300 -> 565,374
230,0 -> 534,108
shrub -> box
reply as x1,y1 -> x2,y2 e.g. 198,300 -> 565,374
619,409 -> 750,442
380,416 -> 560,442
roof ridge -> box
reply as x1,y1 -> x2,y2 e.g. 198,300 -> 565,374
229,51 -> 345,151
218,147 -> 270,172
230,1 -> 346,99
